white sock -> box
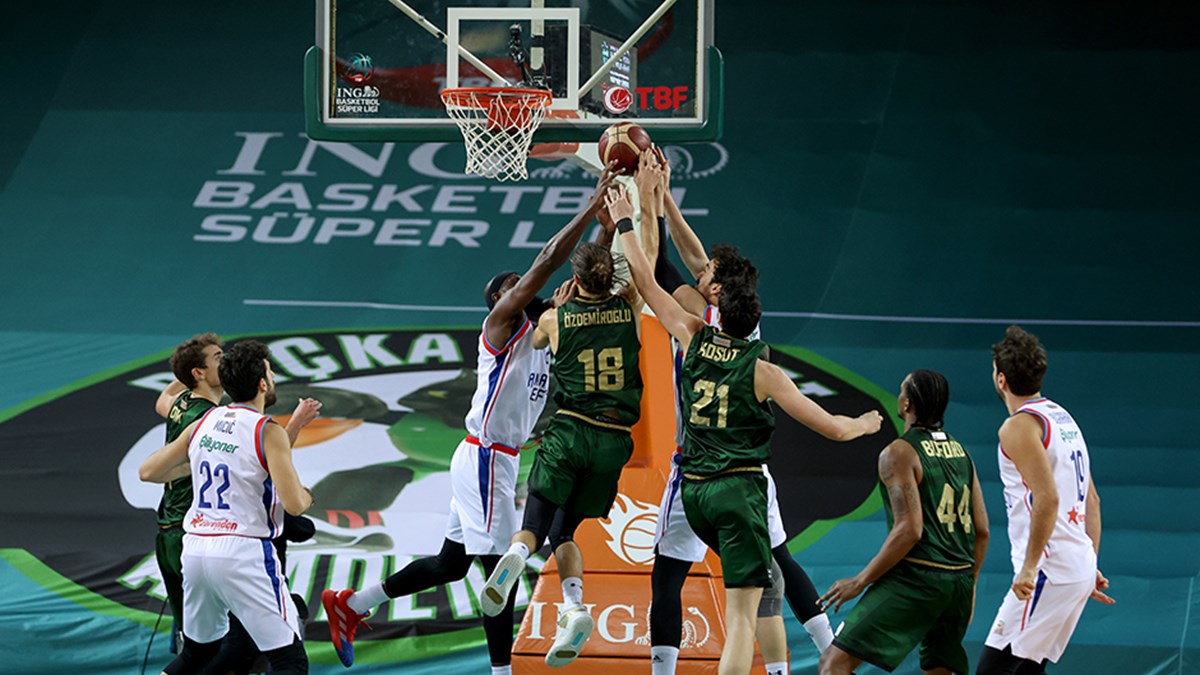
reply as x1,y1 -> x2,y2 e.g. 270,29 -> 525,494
347,583 -> 387,615
561,576 -> 584,607
507,541 -> 531,561
765,661 -> 789,675
804,614 -> 835,653
490,666 -> 512,675
650,645 -> 679,675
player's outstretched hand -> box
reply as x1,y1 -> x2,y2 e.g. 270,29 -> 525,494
653,146 -> 671,195
635,149 -> 658,195
819,575 -> 867,613
858,410 -> 883,436
549,278 -> 577,308
1091,569 -> 1116,604
290,397 -> 323,430
591,160 -> 622,203
605,185 -> 636,223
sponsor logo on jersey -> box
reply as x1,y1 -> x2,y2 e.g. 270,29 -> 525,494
198,434 -> 238,454
190,513 -> 239,532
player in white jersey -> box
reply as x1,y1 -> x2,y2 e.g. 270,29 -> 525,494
321,163 -> 623,675
978,326 -> 1114,674
633,152 -> 834,675
140,340 -> 318,675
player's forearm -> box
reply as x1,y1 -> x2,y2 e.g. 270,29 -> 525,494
284,419 -> 304,447
1022,495 -> 1059,572
858,523 -> 921,585
1085,495 -> 1102,555
619,228 -> 656,291
139,449 -> 183,483
827,414 -> 871,441
155,380 -> 187,418
531,200 -> 601,275
663,197 -> 707,276
972,528 -> 989,581
594,222 -> 615,250
279,484 -> 314,516
638,182 -> 661,227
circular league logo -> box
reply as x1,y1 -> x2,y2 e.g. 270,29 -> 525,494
604,85 -> 633,114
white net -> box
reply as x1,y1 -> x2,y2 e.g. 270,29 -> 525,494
442,88 -> 552,182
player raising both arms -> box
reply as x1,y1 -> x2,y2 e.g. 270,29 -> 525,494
631,150 -> 838,673
479,214 -> 644,668
818,370 -> 988,675
321,164 -> 623,674
611,185 -> 882,675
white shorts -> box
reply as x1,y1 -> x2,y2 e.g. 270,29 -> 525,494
654,455 -> 787,563
984,571 -> 1094,663
181,534 -> 300,651
445,438 -> 520,556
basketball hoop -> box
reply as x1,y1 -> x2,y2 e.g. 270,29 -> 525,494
441,87 -> 553,181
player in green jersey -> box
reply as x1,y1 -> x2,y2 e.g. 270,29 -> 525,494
151,334 -> 321,653
609,186 -> 882,675
818,370 -> 990,675
151,333 -> 224,649
480,233 -> 644,668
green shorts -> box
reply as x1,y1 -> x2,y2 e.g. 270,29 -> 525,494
680,472 -> 771,588
834,562 -> 974,674
527,412 -> 634,518
155,525 -> 185,628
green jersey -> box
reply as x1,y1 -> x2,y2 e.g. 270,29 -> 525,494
553,294 -> 643,426
681,325 -> 775,476
156,392 -> 217,527
884,426 -> 977,571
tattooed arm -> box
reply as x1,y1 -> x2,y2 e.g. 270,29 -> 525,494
819,439 -> 924,611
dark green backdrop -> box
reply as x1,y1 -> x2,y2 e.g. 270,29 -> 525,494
1,1 -> 1198,673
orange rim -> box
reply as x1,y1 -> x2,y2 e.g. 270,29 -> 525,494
441,87 -> 552,109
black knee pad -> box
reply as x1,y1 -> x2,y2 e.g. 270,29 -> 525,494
523,491 -> 563,550
262,636 -> 309,674
547,509 -> 585,552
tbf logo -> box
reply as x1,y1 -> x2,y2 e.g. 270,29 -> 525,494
598,493 -> 659,566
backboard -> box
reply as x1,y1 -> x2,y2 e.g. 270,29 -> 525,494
305,0 -> 721,144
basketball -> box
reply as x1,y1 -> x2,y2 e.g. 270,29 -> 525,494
598,122 -> 653,174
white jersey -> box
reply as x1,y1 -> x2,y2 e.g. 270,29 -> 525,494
464,318 -> 551,451
998,397 -> 1097,584
183,404 -> 284,540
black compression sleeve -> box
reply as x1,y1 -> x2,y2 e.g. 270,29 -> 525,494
653,216 -> 689,294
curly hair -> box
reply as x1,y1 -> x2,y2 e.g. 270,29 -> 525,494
218,340 -> 271,403
992,325 -> 1047,396
710,243 -> 759,288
